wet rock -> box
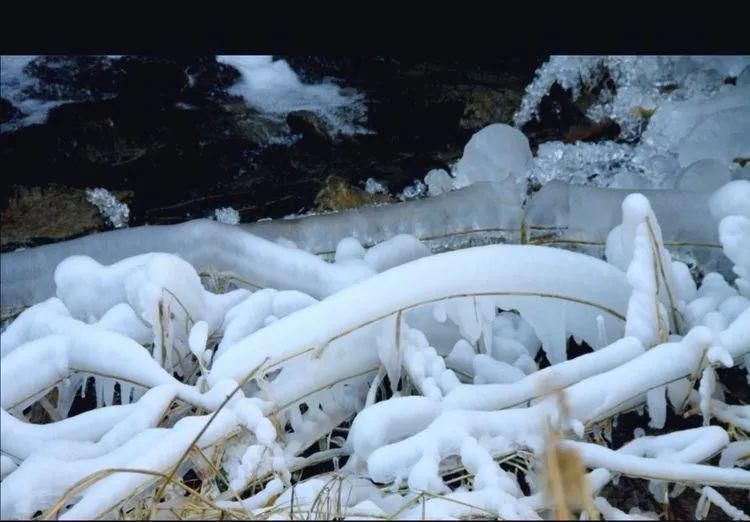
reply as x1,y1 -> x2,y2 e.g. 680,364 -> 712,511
287,110 -> 331,144
23,56 -> 125,101
283,56 -> 540,149
22,55 -> 243,107
459,85 -> 522,131
0,184 -> 133,250
314,175 -> 391,212
0,98 -> 23,124
116,59 -> 188,103
521,82 -> 592,147
563,118 -> 621,144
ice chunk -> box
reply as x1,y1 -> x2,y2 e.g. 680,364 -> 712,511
335,237 -> 366,263
424,169 -> 454,196
642,86 -> 750,156
363,234 -> 429,272
732,163 -> 750,181
364,178 -> 387,195
1,185 -> 523,311
85,188 -> 130,229
446,339 -> 475,377
719,216 -> 750,297
609,171 -> 658,190
676,159 -> 732,193
738,65 -> 750,87
646,386 -> 667,429
472,354 -> 526,385
214,207 -> 240,225
398,179 -> 426,201
530,141 -> 644,188
678,107 -> 750,167
709,180 -> 750,221
453,124 -> 532,189
529,181 -> 720,250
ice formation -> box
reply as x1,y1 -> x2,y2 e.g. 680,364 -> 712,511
364,177 -> 387,195
423,169 -> 454,197
517,57 -> 750,191
214,206 -> 240,225
2,55 -> 750,520
85,188 -> 130,229
452,123 -> 532,195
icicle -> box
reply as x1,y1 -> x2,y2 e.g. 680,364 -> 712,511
119,382 -> 133,405
596,315 -> 608,347
80,375 -> 89,399
699,366 -> 716,426
447,297 -> 482,345
57,375 -> 83,419
94,377 -> 104,409
646,385 -> 667,429
131,386 -> 146,403
102,378 -> 115,407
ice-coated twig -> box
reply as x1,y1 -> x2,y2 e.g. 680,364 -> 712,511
695,486 -> 750,520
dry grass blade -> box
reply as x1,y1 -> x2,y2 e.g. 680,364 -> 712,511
149,356 -> 270,519
40,467 -> 238,521
541,391 -> 599,521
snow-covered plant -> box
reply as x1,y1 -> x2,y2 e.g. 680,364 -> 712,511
2,185 -> 748,519
2,56 -> 749,520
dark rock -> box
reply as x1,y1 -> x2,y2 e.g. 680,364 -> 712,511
23,55 -> 244,108
313,175 -> 391,212
0,184 -> 133,250
282,57 -> 542,149
459,85 -> 523,131
116,58 -> 188,103
0,98 -> 23,124
287,110 -> 331,144
563,117 -> 621,144
521,82 -> 593,146
24,56 -> 126,101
